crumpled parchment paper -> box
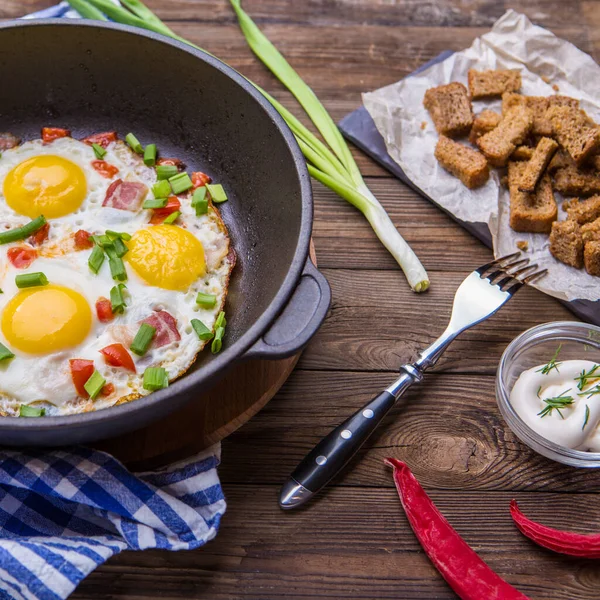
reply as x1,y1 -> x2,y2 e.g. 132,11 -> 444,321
362,9 -> 600,302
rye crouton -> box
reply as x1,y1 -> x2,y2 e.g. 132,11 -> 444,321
468,69 -> 521,99
502,94 -> 579,137
518,137 -> 559,192
581,218 -> 600,244
548,106 -> 600,165
469,110 -> 502,144
508,162 -> 557,233
584,240 -> 600,276
547,149 -> 573,173
511,146 -> 535,161
478,105 -> 532,167
434,135 -> 489,189
550,220 -> 583,267
552,164 -> 600,196
423,83 -> 473,137
565,196 -> 600,224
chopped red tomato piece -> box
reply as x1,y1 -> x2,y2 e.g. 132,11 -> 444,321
7,246 -> 38,269
69,359 -> 94,398
91,160 -> 119,179
28,223 -> 50,246
95,297 -> 114,323
156,157 -> 185,171
74,229 -> 94,250
42,127 -> 70,142
82,131 -> 118,148
150,196 -> 181,224
101,383 -> 115,397
99,343 -> 136,372
191,171 -> 212,188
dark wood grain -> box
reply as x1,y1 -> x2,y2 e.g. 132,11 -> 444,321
5,1 -> 600,599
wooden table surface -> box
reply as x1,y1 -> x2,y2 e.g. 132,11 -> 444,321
5,1 -> 600,598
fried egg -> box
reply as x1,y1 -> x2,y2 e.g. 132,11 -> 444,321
0,132 -> 234,416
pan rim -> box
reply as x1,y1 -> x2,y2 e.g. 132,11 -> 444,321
0,18 -> 312,432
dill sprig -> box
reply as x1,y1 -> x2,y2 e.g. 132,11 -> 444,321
583,405 -> 591,431
574,364 -> 600,391
536,345 -> 562,375
578,384 -> 600,399
537,389 -> 574,419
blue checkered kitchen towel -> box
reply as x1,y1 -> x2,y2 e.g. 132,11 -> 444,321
0,4 -> 227,599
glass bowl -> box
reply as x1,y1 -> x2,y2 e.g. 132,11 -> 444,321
496,321 -> 600,467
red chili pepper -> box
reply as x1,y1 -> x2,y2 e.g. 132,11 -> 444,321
150,196 -> 181,224
74,229 -> 94,250
101,382 -> 115,397
510,500 -> 600,558
82,131 -> 118,148
95,297 -> 114,323
7,246 -> 38,269
99,343 -> 136,373
28,223 -> 50,246
191,171 -> 211,188
91,160 -> 120,179
69,359 -> 94,398
41,127 -> 70,142
386,459 -> 529,600
156,157 -> 185,171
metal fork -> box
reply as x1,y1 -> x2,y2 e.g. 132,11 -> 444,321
279,253 -> 546,509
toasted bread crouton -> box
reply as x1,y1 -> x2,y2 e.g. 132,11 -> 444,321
581,218 -> 600,244
547,149 -> 573,173
478,105 -> 532,167
548,106 -> 600,165
584,240 -> 600,276
423,83 -> 473,137
591,155 -> 600,171
468,69 -> 521,99
565,196 -> 600,224
434,135 -> 489,188
552,164 -> 600,196
511,146 -> 535,161
516,240 -> 529,251
518,137 -> 559,192
550,220 -> 583,268
508,162 -> 557,233
468,110 -> 502,144
547,95 -> 580,109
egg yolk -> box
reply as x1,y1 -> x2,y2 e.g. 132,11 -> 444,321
126,224 -> 206,291
3,155 -> 87,219
1,285 -> 92,354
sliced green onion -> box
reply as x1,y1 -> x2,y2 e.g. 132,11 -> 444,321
143,366 -> 169,391
15,272 -> 48,289
192,187 -> 208,216
112,237 -> 128,258
84,370 -> 106,400
64,0 -> 108,20
95,234 -> 113,247
152,180 -> 171,198
130,323 -> 156,356
19,404 -> 46,417
108,255 -> 127,281
163,211 -> 180,224
191,318 -> 213,341
92,143 -> 107,159
0,342 -> 15,362
125,132 -> 143,154
106,230 -> 132,241
143,197 -> 168,209
196,292 -> 217,308
206,183 -> 228,203
211,326 -> 225,354
0,216 -> 47,245
88,245 -> 105,274
215,310 -> 226,329
110,283 -> 127,313
144,143 -> 157,166
168,172 -> 193,195
156,164 -> 178,180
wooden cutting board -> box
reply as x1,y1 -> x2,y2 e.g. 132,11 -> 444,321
92,243 -> 316,470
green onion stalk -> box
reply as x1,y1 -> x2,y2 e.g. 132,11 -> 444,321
66,0 -> 430,292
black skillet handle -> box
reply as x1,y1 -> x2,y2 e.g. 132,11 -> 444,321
243,258 -> 331,360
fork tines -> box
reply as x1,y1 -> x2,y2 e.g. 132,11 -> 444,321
476,252 -> 547,292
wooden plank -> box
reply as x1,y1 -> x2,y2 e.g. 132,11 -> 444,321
217,370 -> 600,492
71,486 -> 600,600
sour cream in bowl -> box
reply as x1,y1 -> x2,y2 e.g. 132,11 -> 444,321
496,322 -> 600,467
